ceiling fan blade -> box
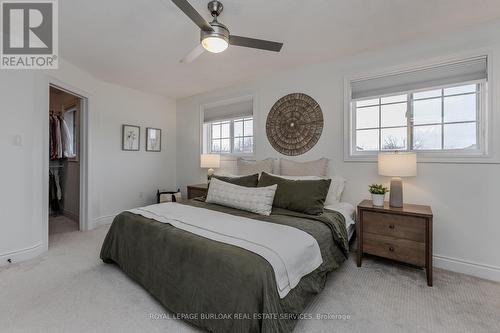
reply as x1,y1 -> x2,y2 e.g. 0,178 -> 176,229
229,35 -> 283,52
180,44 -> 205,63
171,0 -> 214,32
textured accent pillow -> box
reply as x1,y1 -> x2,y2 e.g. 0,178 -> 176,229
237,158 -> 274,176
206,178 -> 277,216
211,174 -> 259,187
280,158 -> 329,177
258,172 -> 331,215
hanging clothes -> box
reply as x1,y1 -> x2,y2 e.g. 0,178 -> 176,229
49,168 -> 64,213
50,113 -> 74,160
53,169 -> 62,200
49,171 -> 60,212
60,117 -> 75,158
50,115 -> 58,160
49,116 -> 54,158
55,116 -> 63,159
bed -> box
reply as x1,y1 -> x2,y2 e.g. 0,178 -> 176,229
326,202 -> 356,242
100,199 -> 352,333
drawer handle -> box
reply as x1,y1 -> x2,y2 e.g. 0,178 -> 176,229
388,224 -> 395,229
388,246 -> 395,252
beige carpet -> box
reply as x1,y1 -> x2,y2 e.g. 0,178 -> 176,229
1,224 -> 499,333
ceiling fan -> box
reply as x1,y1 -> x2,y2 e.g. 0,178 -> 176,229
171,0 -> 284,63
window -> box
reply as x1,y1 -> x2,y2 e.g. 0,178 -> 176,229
414,84 -> 479,150
206,117 -> 254,154
233,117 -> 254,153
347,56 -> 490,161
202,96 -> 254,156
354,82 -> 482,153
355,94 -> 409,151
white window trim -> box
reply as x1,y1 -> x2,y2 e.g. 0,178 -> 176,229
343,51 -> 499,164
200,95 -> 255,159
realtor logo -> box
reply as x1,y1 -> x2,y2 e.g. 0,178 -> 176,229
1,0 -> 58,69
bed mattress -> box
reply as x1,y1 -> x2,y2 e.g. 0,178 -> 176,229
347,223 -> 355,240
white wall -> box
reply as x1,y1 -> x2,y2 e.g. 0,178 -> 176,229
0,59 -> 177,265
176,19 -> 500,281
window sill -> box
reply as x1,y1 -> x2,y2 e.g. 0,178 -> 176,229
217,153 -> 255,161
345,151 -> 500,164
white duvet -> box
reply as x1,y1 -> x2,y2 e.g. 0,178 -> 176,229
128,202 -> 323,298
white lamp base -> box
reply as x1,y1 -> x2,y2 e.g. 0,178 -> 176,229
207,168 -> 215,182
389,177 -> 403,208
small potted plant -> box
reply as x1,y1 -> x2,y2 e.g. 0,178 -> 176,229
368,184 -> 389,207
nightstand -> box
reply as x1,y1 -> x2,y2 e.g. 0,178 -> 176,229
357,200 -> 433,286
187,184 -> 208,200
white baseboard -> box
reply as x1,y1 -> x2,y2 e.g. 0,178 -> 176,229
434,254 -> 500,282
0,243 -> 45,267
92,214 -> 116,229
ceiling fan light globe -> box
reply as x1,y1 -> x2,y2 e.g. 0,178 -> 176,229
202,36 -> 228,53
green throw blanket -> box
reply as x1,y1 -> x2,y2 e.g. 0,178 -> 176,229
100,200 -> 348,333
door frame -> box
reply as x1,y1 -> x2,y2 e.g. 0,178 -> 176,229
43,77 -> 91,246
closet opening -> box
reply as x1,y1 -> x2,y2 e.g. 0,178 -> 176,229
48,86 -> 83,239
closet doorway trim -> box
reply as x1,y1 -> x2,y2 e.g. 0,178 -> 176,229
44,77 -> 91,247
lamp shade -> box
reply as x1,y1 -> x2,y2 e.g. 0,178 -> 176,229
378,152 -> 417,177
200,154 -> 220,169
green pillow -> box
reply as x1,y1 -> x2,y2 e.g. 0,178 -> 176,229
211,174 -> 259,187
257,172 -> 331,215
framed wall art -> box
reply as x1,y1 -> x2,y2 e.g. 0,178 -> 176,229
122,125 -> 140,151
146,127 -> 162,152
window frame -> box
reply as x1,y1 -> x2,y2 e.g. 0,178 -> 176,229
232,117 -> 254,154
350,79 -> 486,157
205,116 -> 255,156
343,54 -> 496,164
410,82 -> 482,152
209,119 -> 232,154
353,93 -> 410,152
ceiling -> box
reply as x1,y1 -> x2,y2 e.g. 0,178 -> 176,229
60,0 -> 500,99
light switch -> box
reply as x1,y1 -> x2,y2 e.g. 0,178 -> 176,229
13,135 -> 23,147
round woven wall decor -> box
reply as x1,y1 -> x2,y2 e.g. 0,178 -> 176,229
266,93 -> 323,156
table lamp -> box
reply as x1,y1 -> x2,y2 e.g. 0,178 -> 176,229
200,154 -> 220,182
378,152 -> 417,208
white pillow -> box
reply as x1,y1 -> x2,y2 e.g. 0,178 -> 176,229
280,158 -> 329,177
326,176 -> 346,204
269,173 -> 322,181
325,202 -> 355,227
237,158 -> 274,176
206,178 -> 277,216
269,173 -> 346,204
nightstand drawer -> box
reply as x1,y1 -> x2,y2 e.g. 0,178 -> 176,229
188,188 -> 206,199
187,186 -> 208,200
363,233 -> 425,266
363,211 -> 426,242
